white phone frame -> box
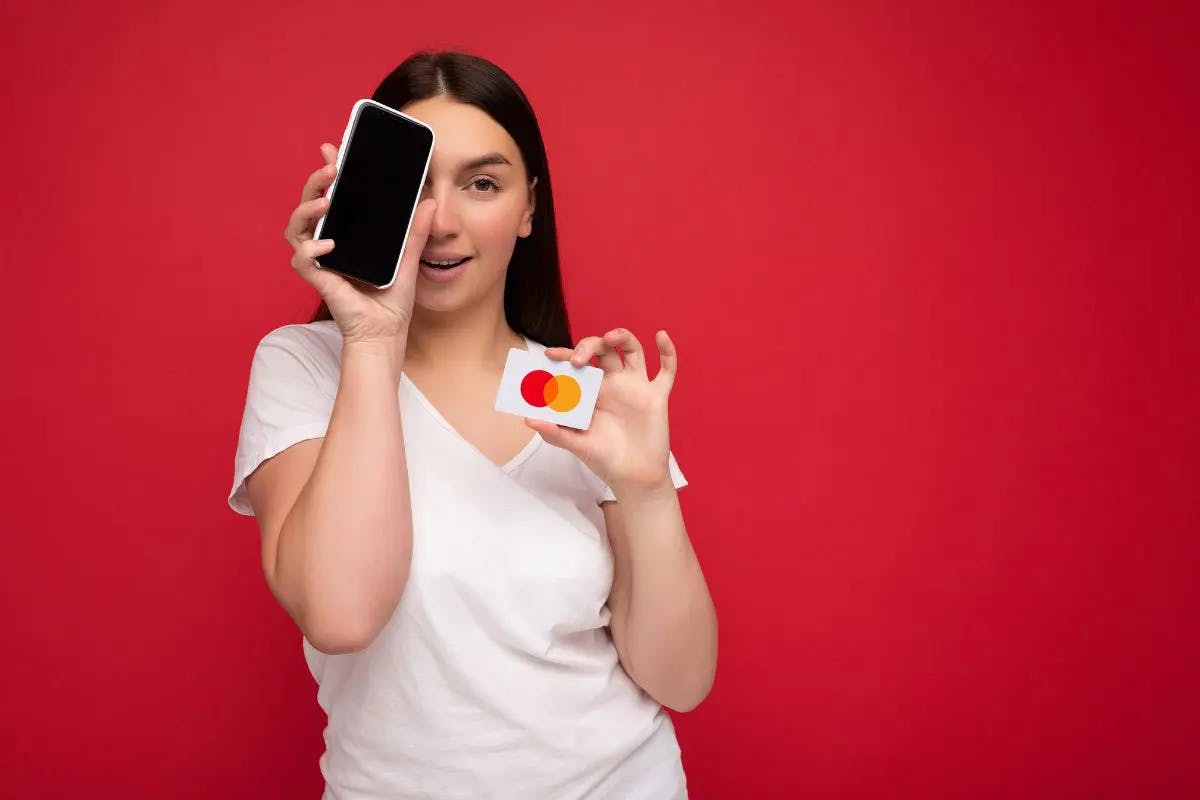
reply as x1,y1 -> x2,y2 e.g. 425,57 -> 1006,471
312,98 -> 436,290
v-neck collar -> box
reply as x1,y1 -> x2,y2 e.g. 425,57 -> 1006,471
400,334 -> 544,474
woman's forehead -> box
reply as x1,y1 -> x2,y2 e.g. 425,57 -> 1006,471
402,97 -> 521,169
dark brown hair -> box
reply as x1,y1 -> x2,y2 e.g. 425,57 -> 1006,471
308,50 -> 573,349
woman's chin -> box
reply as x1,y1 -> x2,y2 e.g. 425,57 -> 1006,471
414,284 -> 473,313
414,266 -> 504,310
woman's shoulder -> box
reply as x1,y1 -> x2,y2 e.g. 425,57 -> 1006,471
257,318 -> 340,346
250,320 -> 343,380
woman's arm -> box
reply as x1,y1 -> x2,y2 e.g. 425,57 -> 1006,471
266,340 -> 414,653
603,480 -> 717,712
523,328 -> 714,708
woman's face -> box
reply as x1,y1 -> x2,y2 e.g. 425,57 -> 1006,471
400,95 -> 537,313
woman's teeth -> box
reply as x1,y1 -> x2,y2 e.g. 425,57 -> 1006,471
421,257 -> 469,269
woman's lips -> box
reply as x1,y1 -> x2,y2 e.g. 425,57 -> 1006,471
418,256 -> 472,283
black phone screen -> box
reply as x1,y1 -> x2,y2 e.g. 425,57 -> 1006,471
315,102 -> 434,288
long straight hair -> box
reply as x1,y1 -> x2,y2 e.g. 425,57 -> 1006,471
308,51 -> 573,350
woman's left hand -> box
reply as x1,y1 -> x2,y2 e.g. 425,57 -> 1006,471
525,328 -> 678,496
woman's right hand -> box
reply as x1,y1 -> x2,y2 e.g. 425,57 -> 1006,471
284,142 -> 437,347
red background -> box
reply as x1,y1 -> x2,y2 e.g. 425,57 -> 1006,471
4,0 -> 1197,797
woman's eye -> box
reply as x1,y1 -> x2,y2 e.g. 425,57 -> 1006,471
470,177 -> 499,192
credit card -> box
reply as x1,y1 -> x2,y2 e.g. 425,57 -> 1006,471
494,347 -> 604,430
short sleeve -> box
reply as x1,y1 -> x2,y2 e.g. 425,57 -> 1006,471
227,328 -> 337,517
598,450 -> 688,504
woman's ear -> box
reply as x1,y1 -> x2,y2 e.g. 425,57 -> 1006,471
519,176 -> 538,238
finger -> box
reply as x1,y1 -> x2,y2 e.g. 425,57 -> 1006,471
601,328 -> 648,380
291,237 -> 336,282
651,329 -> 678,393
287,147 -> 340,243
544,345 -> 598,362
391,198 -> 438,287
291,238 -> 342,297
320,142 -> 339,167
284,195 -> 331,245
301,161 -> 338,205
524,416 -> 587,455
571,335 -> 623,374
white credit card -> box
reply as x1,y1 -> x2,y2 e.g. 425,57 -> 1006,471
495,347 -> 604,430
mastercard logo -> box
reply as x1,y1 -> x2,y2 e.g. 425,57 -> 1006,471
520,369 -> 582,412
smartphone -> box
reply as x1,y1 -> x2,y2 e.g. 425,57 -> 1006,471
312,99 -> 435,289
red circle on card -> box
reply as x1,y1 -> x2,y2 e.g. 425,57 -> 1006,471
520,370 -> 553,407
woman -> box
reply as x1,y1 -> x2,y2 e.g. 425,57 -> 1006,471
228,50 -> 717,799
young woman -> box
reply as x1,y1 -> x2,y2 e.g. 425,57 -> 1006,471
228,50 -> 717,799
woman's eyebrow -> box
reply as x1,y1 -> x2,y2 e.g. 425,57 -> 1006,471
455,153 -> 512,172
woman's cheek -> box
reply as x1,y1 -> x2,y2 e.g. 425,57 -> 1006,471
469,203 -> 525,258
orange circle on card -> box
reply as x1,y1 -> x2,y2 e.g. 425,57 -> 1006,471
520,370 -> 582,412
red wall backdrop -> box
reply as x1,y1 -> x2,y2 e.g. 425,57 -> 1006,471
4,0 -> 1196,797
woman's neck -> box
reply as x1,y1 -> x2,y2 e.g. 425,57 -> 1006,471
404,307 -> 525,372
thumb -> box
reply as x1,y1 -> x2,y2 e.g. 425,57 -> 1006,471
403,199 -> 438,262
525,417 -> 586,454
415,197 -> 438,235
389,199 -> 437,291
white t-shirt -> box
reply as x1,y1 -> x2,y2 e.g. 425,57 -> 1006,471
228,320 -> 690,799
